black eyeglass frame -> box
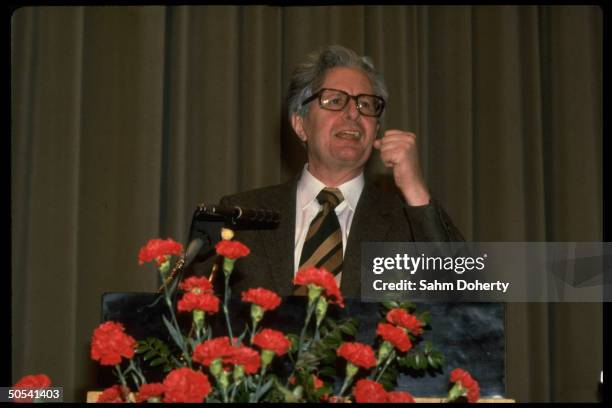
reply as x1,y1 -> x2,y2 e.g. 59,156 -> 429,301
301,88 -> 386,117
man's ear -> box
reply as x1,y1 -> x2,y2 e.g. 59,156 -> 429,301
291,113 -> 308,142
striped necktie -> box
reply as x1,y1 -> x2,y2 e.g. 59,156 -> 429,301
297,187 -> 344,285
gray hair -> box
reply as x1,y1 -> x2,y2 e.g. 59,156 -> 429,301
286,45 -> 388,120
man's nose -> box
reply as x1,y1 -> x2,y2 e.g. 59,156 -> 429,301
343,96 -> 360,120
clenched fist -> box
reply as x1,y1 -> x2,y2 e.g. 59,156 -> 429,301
373,130 -> 431,206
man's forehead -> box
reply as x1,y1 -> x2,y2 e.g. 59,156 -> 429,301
320,66 -> 374,94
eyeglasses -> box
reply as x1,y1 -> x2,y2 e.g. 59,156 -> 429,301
301,88 -> 385,117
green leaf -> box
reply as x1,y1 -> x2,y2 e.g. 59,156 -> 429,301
286,334 -> 299,353
274,380 -> 299,403
379,365 -> 399,390
399,301 -> 415,311
317,366 -> 336,378
339,321 -> 357,336
397,354 -> 413,369
135,345 -> 148,354
320,336 -> 336,347
143,350 -> 157,361
318,350 -> 335,364
237,328 -> 248,344
418,310 -> 431,325
431,351 -> 445,368
414,353 -> 422,369
417,353 -> 428,370
245,376 -> 256,389
253,379 -> 275,402
325,319 -> 339,330
162,315 -> 187,352
382,301 -> 399,309
423,340 -> 433,354
150,357 -> 164,367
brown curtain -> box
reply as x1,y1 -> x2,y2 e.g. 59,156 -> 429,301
11,5 -> 602,402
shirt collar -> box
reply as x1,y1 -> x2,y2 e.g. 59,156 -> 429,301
297,164 -> 365,211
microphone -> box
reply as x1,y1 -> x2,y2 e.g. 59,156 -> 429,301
157,204 -> 280,293
192,204 -> 280,228
185,204 -> 279,265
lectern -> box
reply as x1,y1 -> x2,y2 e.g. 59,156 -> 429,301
99,293 -> 506,398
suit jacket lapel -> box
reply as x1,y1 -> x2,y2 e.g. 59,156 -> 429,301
342,182 -> 392,298
260,176 -> 299,296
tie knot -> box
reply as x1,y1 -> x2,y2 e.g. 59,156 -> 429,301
317,187 -> 344,209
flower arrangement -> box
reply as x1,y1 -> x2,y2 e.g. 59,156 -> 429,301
13,232 -> 481,403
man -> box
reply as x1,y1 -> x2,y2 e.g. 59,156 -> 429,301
193,45 -> 463,298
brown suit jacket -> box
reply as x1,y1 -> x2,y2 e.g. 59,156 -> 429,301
192,175 -> 463,299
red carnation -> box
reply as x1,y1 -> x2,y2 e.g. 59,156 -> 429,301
290,374 -> 328,401
138,238 -> 183,266
450,367 -> 469,383
12,374 -> 52,403
13,373 -> 51,389
215,240 -> 250,259
162,367 -> 211,403
135,383 -> 165,403
312,375 -> 328,401
466,384 -> 480,404
386,308 -> 424,336
193,337 -> 233,366
289,374 -> 325,389
226,345 -> 261,374
241,287 -> 281,311
97,385 -> 128,403
387,390 -> 416,403
177,292 -> 220,314
252,329 -> 292,356
376,323 -> 413,352
90,321 -> 137,366
337,342 -> 377,369
353,379 -> 387,403
289,374 -> 325,391
293,267 -> 344,308
180,276 -> 213,293
450,368 -> 480,403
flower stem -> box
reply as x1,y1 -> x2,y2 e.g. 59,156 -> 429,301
222,385 -> 229,403
375,349 -> 396,382
114,364 -> 132,402
223,272 -> 235,344
337,373 -> 353,398
160,270 -> 192,366
229,379 -> 241,403
286,296 -> 318,387
297,296 -> 318,360
249,320 -> 259,345
127,359 -> 146,387
250,365 -> 268,402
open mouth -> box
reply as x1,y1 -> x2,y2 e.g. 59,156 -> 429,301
335,130 -> 361,141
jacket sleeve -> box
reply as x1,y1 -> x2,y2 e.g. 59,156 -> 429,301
402,198 -> 465,242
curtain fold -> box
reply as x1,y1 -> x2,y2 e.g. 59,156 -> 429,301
11,5 -> 602,402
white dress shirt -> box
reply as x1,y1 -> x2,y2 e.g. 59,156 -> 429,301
294,164 -> 365,284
